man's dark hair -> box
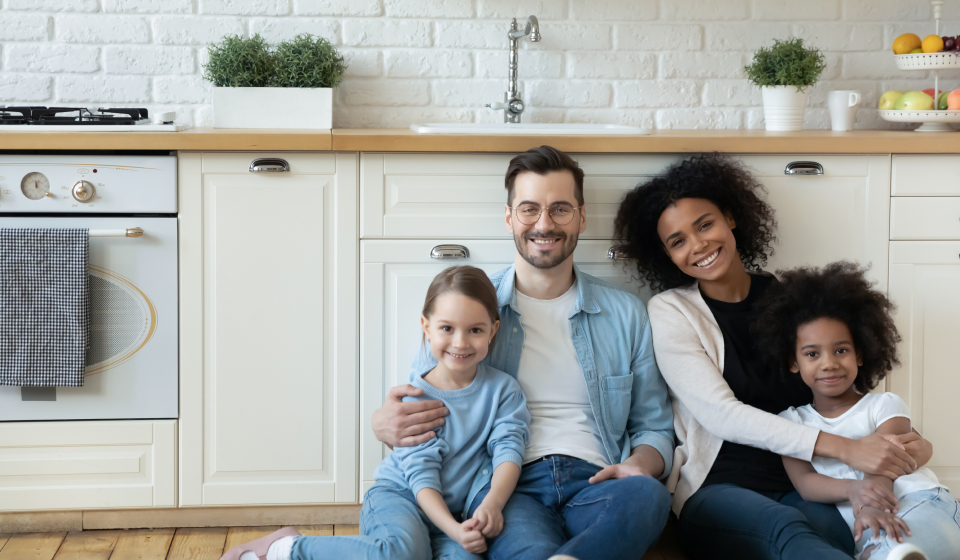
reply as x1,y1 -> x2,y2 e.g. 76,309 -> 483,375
504,146 -> 585,206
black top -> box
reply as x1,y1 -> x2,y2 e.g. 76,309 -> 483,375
700,273 -> 813,492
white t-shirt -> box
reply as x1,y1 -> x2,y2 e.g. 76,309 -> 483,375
515,282 -> 609,468
779,392 -> 944,533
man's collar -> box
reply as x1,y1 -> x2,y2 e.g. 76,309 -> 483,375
500,263 -> 601,316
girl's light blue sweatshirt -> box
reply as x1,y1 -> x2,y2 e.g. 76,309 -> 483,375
373,363 -> 530,517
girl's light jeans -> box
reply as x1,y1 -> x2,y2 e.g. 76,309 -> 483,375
291,480 -> 481,560
856,487 -> 960,560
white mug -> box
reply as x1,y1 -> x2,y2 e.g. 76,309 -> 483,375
828,90 -> 862,131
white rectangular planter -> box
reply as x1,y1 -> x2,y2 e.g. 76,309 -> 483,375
213,87 -> 332,129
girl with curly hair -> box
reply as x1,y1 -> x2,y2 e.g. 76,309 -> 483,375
760,262 -> 959,560
612,154 -> 934,560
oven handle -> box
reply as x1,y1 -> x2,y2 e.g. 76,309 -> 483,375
89,228 -> 144,238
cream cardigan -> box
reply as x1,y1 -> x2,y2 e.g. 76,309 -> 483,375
646,281 -> 821,516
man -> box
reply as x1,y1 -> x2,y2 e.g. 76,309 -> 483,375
373,146 -> 674,560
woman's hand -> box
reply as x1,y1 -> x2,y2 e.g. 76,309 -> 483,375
842,433 -> 917,479
471,501 -> 505,538
845,478 -> 899,514
894,430 -> 933,467
854,506 -> 911,544
455,518 -> 488,554
371,385 -> 448,448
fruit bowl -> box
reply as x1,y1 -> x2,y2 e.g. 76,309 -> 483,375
895,52 -> 960,69
879,109 -> 960,131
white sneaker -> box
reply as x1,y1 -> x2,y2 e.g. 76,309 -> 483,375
887,543 -> 930,560
547,556 -> 580,560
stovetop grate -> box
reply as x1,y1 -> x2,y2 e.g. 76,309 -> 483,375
0,107 -> 150,126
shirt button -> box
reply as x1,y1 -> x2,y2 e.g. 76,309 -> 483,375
482,469 -> 489,475
513,328 -> 517,333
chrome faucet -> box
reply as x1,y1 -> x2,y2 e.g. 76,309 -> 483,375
486,16 -> 540,123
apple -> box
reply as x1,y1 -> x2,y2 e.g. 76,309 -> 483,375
879,90 -> 906,110
894,91 -> 935,111
948,89 -> 960,110
911,47 -> 924,53
939,90 -> 950,110
923,88 -> 938,97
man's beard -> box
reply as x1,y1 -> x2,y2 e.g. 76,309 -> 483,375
513,229 -> 578,270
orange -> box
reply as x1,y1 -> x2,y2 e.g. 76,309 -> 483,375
892,33 -> 922,54
922,34 -> 944,53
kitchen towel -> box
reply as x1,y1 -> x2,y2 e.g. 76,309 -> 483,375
0,228 -> 90,387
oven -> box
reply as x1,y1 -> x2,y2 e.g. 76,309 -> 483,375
0,154 -> 178,421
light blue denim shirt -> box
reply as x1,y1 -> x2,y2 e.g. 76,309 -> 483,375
410,264 -> 675,509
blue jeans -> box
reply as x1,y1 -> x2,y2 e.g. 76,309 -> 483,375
466,455 -> 671,560
678,483 -> 855,560
292,480 -> 481,560
858,487 -> 960,560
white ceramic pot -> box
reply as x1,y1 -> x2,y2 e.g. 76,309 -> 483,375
760,85 -> 808,131
213,87 -> 332,129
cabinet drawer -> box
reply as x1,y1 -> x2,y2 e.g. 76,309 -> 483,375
891,198 -> 960,240
892,155 -> 960,196
201,152 -> 337,174
0,420 -> 176,511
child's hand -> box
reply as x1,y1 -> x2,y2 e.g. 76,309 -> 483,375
854,506 -> 911,544
456,518 -> 488,554
846,479 -> 899,514
471,501 -> 505,538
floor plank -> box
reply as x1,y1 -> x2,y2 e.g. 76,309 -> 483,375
0,532 -> 67,560
222,527 -> 280,553
52,531 -> 121,560
165,528 -> 228,560
0,535 -> 10,552
333,525 -> 359,536
293,525 -> 334,537
109,529 -> 176,560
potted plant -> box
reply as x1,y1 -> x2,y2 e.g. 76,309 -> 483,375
745,37 -> 826,131
204,33 -> 346,129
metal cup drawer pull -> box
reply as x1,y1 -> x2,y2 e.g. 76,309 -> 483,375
249,158 -> 291,173
784,161 -> 824,175
607,247 -> 627,260
431,245 -> 470,259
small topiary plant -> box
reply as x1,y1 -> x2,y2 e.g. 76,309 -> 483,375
273,34 -> 347,88
203,34 -> 275,87
745,37 -> 826,91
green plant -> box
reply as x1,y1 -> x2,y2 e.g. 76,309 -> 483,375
203,34 -> 274,87
273,34 -> 347,88
745,37 -> 826,90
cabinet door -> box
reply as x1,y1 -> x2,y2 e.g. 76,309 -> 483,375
888,241 -> 960,490
741,155 -> 891,290
179,153 -> 358,506
359,239 -> 641,494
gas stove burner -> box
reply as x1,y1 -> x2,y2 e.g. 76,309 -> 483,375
0,106 -> 150,126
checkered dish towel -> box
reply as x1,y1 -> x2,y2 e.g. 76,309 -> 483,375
0,228 -> 90,387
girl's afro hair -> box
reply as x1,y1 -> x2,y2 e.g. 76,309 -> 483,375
753,261 -> 901,394
613,153 -> 777,293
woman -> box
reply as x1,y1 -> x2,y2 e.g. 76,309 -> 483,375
612,154 -> 933,560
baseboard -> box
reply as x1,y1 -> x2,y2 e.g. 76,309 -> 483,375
0,505 -> 362,533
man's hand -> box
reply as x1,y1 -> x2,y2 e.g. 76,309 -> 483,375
854,506 -> 910,544
455,518 -> 488,554
846,478 -> 899,515
588,462 -> 655,484
371,385 -> 448,448
471,501 -> 505,538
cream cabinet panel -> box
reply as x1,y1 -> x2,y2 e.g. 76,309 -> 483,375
359,239 -> 642,495
179,152 -> 358,506
892,155 -> 960,196
891,198 -> 960,240
360,152 -> 681,239
888,241 -> 960,490
0,420 -> 175,511
741,155 -> 891,290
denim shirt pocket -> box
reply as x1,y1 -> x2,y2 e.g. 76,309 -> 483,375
599,373 -> 634,437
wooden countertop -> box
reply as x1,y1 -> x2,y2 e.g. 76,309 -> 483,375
0,127 -> 957,153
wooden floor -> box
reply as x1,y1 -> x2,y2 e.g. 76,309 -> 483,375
0,522 -> 687,560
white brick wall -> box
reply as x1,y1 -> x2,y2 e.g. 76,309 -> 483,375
0,0 -> 950,129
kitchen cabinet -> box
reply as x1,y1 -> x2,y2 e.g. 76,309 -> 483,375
178,152 -> 359,506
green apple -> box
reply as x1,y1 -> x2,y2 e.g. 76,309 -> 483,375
938,90 -> 950,110
879,90 -> 906,110
894,91 -> 935,110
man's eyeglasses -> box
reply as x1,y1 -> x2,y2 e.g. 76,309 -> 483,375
509,202 -> 582,226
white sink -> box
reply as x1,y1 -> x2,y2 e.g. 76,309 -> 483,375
409,123 -> 651,135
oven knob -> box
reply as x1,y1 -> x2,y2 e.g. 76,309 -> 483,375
72,180 -> 96,203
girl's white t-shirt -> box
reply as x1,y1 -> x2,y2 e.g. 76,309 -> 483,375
779,392 -> 945,532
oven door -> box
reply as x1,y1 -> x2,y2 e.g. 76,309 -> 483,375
0,217 -> 177,421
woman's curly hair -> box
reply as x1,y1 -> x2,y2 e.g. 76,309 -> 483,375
613,154 -> 777,292
753,261 -> 901,394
